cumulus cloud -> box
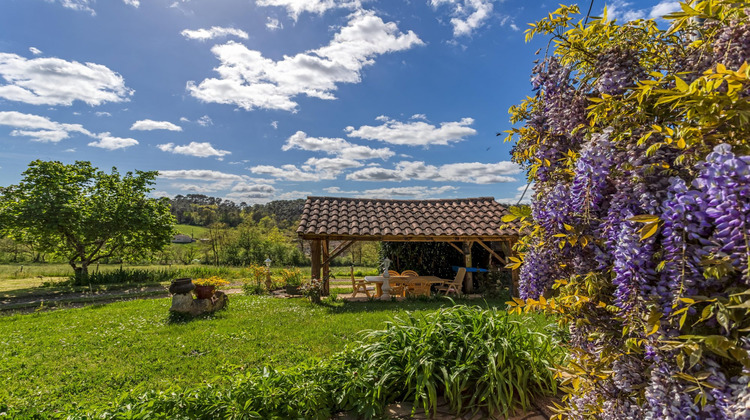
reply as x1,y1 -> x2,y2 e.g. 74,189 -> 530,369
0,110 -> 93,142
88,134 -> 139,150
157,141 -> 231,158
28,47 -> 42,55
345,116 -> 476,147
256,0 -> 360,20
225,182 -> 277,200
346,160 -> 521,184
95,111 -> 112,117
271,120 -> 278,129
131,119 -> 183,131
187,10 -> 423,112
358,185 -> 457,199
282,130 -> 393,161
251,164 -> 337,181
181,26 -> 249,41
0,53 -> 133,106
430,0 -> 494,37
123,0 -> 140,7
275,190 -> 312,200
605,0 -> 681,22
158,169 -> 247,181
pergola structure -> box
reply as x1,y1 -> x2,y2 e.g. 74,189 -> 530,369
296,196 -> 520,295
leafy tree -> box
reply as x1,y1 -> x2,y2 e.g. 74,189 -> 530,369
505,2 -> 750,418
0,160 -> 175,278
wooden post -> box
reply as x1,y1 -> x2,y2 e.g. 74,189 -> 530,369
322,239 -> 330,296
463,241 -> 473,293
311,239 -> 321,286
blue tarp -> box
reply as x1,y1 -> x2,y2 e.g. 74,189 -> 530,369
451,266 -> 488,273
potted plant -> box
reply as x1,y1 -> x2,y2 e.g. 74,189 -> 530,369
192,276 -> 229,299
300,277 -> 323,304
281,268 -> 303,295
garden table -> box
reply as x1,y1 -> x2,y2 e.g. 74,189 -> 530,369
364,276 -> 444,299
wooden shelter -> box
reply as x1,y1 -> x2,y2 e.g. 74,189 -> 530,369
296,196 -> 520,295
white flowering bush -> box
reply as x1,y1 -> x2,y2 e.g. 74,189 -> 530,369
505,2 -> 750,418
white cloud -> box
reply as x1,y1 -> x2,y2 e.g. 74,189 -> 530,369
123,0 -> 140,7
266,17 -> 283,31
28,47 -> 42,55
181,26 -> 249,41
64,148 -> 76,153
50,0 -> 95,15
0,110 -> 93,142
95,111 -> 112,117
345,116 -> 476,147
256,0 -> 360,20
225,182 -> 277,200
410,113 -> 427,120
250,164 -> 337,181
275,190 -> 312,200
346,160 -> 520,184
271,120 -> 278,129
131,119 -> 183,131
605,0 -> 680,22
431,0 -> 494,37
0,53 -> 132,106
197,115 -> 213,126
157,141 -> 231,157
282,130 -> 394,162
510,23 -> 519,31
179,117 -> 190,123
358,185 -> 457,199
88,134 -> 138,150
187,10 -> 423,112
170,181 -> 234,193
497,183 -> 534,205
158,169 -> 247,181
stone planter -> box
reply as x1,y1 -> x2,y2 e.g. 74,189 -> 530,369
169,278 -> 194,295
193,285 -> 215,299
285,285 -> 301,295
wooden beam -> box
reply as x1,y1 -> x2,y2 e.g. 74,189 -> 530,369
322,240 -> 355,266
322,239 -> 330,296
448,242 -> 464,254
311,240 -> 321,283
509,239 -> 519,298
476,239 -> 507,265
463,241 -> 473,293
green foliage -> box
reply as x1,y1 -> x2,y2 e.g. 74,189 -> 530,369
280,267 -> 303,286
0,161 -> 175,278
0,296 -> 524,416
35,304 -> 561,419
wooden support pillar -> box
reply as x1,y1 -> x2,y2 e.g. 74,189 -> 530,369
311,239 -> 321,285
463,241 -> 474,293
322,239 -> 330,296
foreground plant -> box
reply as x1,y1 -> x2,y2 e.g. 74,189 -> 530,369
58,305 -> 562,419
505,1 -> 750,418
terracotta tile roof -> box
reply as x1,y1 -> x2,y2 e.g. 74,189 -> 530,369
297,196 -> 519,239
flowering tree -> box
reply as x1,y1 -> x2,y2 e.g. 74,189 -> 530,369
505,1 -> 749,418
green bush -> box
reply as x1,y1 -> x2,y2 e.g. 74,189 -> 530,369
67,266 -> 235,286
81,305 -> 563,419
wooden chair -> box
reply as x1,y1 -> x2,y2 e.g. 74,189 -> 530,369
401,270 -> 419,277
406,281 -> 431,297
435,268 -> 466,296
350,266 -> 373,298
387,270 -> 400,277
389,280 -> 406,297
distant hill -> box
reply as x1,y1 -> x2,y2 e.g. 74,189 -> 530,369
168,195 -> 305,228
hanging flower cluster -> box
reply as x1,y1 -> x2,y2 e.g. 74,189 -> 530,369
505,2 -> 750,418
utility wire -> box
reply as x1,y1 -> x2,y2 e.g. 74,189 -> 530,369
584,0 -> 596,25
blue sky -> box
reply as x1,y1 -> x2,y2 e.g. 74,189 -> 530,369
0,0 -> 678,204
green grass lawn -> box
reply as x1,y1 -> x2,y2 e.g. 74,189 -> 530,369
173,224 -> 210,239
0,295 -> 510,413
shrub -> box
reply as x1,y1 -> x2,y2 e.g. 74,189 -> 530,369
280,268 -> 303,286
82,305 -> 562,419
506,2 -> 750,417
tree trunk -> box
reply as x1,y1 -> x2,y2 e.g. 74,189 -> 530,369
72,262 -> 89,281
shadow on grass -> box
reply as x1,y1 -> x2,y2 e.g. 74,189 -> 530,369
313,295 -> 511,315
166,309 -> 229,325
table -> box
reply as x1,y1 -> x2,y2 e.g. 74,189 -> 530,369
364,276 -> 445,299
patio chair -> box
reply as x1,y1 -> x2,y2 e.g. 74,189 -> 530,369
389,279 -> 407,297
387,270 -> 400,277
406,280 -> 431,297
435,267 -> 466,296
401,270 -> 419,277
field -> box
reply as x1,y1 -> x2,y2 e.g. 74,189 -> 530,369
0,295 -> 513,413
173,223 -> 210,239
